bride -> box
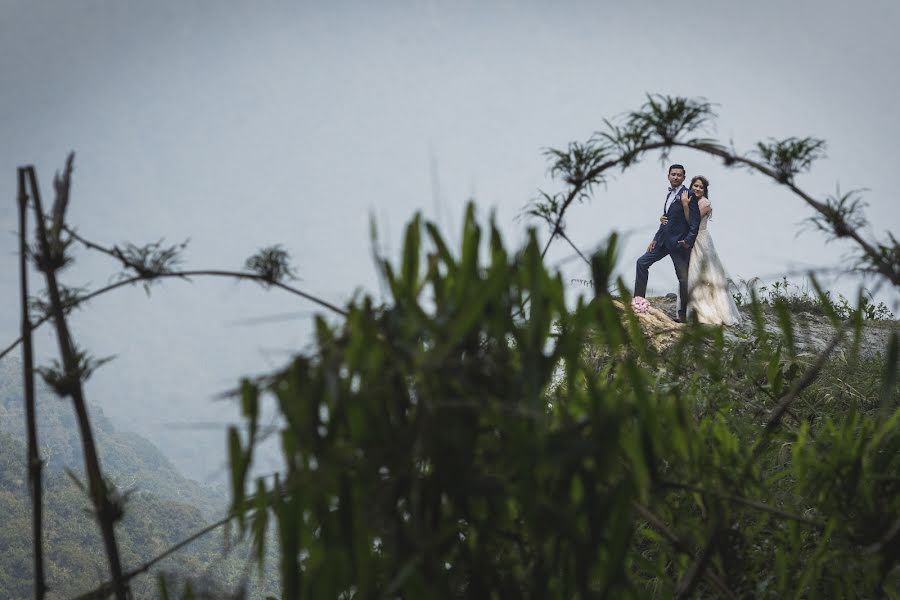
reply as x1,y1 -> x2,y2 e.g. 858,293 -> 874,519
668,176 -> 742,326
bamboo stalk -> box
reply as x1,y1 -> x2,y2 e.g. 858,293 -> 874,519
25,165 -> 128,600
18,167 -> 47,600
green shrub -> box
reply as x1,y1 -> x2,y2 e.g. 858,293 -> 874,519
732,276 -> 894,321
228,208 -> 900,599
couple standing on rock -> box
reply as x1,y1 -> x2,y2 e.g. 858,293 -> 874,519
633,164 -> 742,326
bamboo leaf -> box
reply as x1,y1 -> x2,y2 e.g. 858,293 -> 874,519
401,213 -> 422,297
879,331 -> 899,417
228,426 -> 246,528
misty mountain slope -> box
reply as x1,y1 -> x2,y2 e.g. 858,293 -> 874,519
0,431 -> 273,599
0,356 -> 226,519
0,357 -> 279,599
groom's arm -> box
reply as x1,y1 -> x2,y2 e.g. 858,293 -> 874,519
647,222 -> 665,251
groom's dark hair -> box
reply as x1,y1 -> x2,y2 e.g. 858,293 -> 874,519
668,164 -> 686,174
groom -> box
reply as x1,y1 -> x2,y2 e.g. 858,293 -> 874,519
634,164 -> 701,322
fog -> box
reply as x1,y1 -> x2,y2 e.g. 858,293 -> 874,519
2,0 -> 898,481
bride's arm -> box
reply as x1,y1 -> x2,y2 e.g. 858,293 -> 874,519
699,198 -> 711,217
681,190 -> 690,221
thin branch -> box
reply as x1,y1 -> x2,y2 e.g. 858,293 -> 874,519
658,480 -> 825,529
64,222 -> 347,314
70,479 -> 288,600
631,502 -> 737,600
532,97 -> 898,289
667,140 -> 897,286
26,164 -> 129,600
538,141 -> 670,260
184,270 -> 347,316
674,524 -> 722,600
557,230 -> 591,267
0,268 -> 348,363
18,167 -> 47,600
864,517 -> 900,554
69,511 -> 237,600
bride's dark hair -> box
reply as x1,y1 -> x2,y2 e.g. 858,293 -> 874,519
690,175 -> 710,198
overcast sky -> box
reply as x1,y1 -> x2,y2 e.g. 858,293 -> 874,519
2,0 -> 898,480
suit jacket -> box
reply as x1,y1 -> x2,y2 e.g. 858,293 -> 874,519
652,185 -> 701,250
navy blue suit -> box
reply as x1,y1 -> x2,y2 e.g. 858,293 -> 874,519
634,185 -> 702,318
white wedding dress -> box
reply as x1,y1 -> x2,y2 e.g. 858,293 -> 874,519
687,199 -> 742,326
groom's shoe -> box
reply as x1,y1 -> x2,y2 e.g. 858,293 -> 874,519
673,312 -> 687,323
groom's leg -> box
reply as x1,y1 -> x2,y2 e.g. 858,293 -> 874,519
670,248 -> 691,318
634,244 -> 669,297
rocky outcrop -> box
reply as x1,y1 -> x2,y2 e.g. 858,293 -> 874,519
634,295 -> 898,357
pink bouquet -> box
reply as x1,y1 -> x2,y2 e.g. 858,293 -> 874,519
631,296 -> 650,314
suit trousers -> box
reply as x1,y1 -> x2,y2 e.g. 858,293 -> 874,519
634,243 -> 691,317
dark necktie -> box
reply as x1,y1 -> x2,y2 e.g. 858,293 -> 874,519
664,187 -> 678,215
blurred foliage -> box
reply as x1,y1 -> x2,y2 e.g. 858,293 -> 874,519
228,206 -> 899,598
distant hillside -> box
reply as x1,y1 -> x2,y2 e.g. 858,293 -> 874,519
0,357 -> 278,599
0,357 -> 225,519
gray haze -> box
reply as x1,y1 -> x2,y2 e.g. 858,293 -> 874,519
2,0 -> 899,480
